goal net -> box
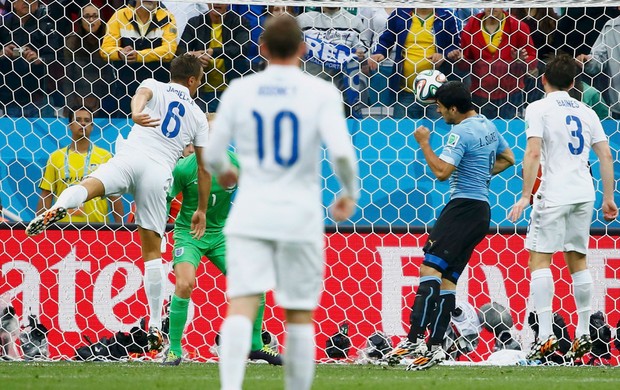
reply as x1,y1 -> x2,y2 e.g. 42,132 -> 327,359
1,1 -> 619,364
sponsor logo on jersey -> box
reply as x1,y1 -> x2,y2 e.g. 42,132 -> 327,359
446,133 -> 460,148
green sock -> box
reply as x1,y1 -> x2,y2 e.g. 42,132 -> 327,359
251,294 -> 267,351
169,294 -> 190,356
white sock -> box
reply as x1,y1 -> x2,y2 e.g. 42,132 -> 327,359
284,324 -> 315,390
219,315 -> 252,390
572,269 -> 593,338
144,258 -> 165,329
54,185 -> 88,209
531,268 -> 554,339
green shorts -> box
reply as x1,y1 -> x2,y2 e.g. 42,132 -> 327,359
172,230 -> 226,274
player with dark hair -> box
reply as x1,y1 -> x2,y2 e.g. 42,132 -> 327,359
207,14 -> 358,390
26,54 -> 211,353
383,81 -> 515,370
509,53 -> 618,361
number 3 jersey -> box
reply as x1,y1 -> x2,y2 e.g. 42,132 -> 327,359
525,90 -> 607,206
122,78 -> 210,171
208,65 -> 357,242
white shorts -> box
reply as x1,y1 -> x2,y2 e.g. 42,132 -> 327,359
226,235 -> 324,310
525,200 -> 594,254
88,153 -> 172,236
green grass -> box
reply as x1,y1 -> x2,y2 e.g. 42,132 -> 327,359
0,362 -> 619,389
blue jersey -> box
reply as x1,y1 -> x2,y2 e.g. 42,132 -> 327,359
439,115 -> 509,203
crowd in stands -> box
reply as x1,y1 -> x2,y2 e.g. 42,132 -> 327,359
1,2 -> 620,120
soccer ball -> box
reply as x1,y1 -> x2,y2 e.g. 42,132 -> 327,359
414,69 -> 447,104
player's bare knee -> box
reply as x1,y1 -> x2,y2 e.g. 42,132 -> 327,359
420,264 -> 442,278
80,177 -> 105,200
175,278 -> 195,298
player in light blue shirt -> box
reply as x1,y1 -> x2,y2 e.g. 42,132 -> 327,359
439,112 -> 511,202
382,81 -> 515,370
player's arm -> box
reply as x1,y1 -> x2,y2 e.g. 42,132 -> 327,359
36,189 -> 53,215
191,146 -> 212,239
492,147 -> 515,175
508,136 -> 542,222
414,126 -> 456,181
205,88 -> 236,188
319,87 -> 359,222
592,140 -> 618,221
130,87 -> 160,128
109,195 -> 124,223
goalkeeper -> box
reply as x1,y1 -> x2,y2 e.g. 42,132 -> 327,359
163,146 -> 282,366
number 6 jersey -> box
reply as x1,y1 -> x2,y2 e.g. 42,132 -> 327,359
525,90 -> 608,206
123,78 -> 210,171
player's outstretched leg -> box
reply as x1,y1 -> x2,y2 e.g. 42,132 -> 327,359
26,207 -> 67,236
248,294 -> 282,366
27,182 -> 98,236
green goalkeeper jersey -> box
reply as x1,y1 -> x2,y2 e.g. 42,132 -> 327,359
168,151 -> 239,234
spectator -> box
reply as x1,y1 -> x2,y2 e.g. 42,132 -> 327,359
63,3 -> 115,116
368,8 -> 461,119
297,7 -> 372,117
37,106 -> 123,223
577,12 -> 620,119
0,0 -> 62,117
100,0 -> 177,117
511,8 -> 560,105
569,67 -> 610,120
231,4 -> 265,70
455,8 -> 537,119
357,7 -> 389,51
555,7 -> 620,58
161,1 -> 209,41
267,5 -> 296,17
45,0 -> 123,35
177,3 -> 250,113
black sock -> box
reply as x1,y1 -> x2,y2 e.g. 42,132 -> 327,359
407,276 -> 441,343
429,290 -> 456,346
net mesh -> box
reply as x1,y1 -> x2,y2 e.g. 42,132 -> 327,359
1,1 -> 619,364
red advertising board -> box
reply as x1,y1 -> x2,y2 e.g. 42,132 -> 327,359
1,228 -> 619,361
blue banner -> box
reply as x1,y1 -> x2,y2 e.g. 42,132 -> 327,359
1,117 -> 619,228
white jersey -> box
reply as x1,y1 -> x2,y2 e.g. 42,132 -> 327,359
122,79 -> 210,171
207,65 -> 357,242
525,90 -> 608,206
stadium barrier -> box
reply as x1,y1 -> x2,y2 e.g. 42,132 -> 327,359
2,117 -> 620,228
2,224 -> 619,362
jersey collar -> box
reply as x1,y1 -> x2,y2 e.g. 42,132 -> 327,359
169,82 -> 191,96
546,90 -> 570,99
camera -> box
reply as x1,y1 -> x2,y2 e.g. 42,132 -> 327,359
12,47 -> 25,59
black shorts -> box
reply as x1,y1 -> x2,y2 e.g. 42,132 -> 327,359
422,198 -> 490,284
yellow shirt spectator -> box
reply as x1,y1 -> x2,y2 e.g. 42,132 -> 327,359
203,23 -> 227,93
37,108 -> 123,224
403,13 -> 436,91
39,145 -> 113,223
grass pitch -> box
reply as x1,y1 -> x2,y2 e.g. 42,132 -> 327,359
0,362 -> 619,389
